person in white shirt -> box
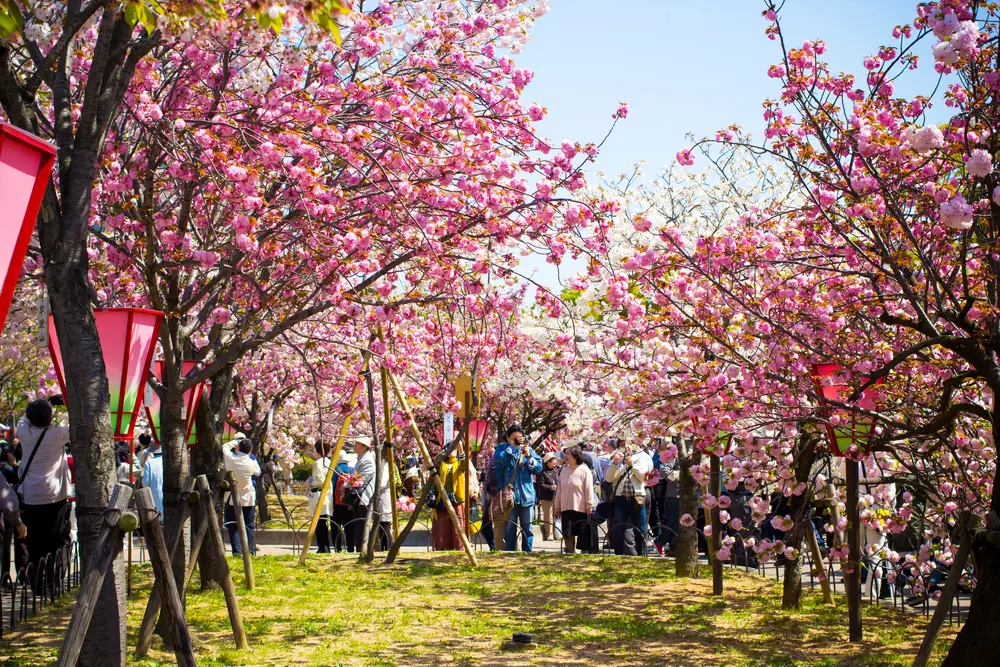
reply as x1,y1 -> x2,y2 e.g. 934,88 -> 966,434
224,438 -> 261,555
307,440 -> 335,553
352,436 -> 392,550
16,399 -> 72,583
605,441 -> 653,556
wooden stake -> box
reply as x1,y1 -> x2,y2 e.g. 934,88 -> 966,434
195,475 -> 248,650
463,391 -> 472,539
912,511 -> 979,667
845,459 -> 862,642
384,471 -> 435,565
55,484 -> 132,667
298,353 -> 370,566
709,453 -> 723,596
183,505 -> 210,591
806,516 -> 835,606
387,370 -> 478,566
133,488 -> 196,667
225,470 -> 254,590
136,478 -> 197,657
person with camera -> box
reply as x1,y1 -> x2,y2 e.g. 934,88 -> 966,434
223,437 -> 261,555
494,424 -> 543,552
604,441 -> 653,556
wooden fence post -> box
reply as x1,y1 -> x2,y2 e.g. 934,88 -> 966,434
136,477 -> 197,657
225,470 -> 255,590
133,488 -> 196,667
55,484 -> 132,667
195,475 -> 248,650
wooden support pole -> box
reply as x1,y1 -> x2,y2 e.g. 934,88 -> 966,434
183,507 -> 210,591
845,459 -> 862,643
806,516 -> 835,606
136,477 -> 198,657
299,353 -> 370,566
225,470 -> 254,590
380,366 -> 399,540
463,391 -> 472,539
387,370 -> 478,566
384,471 -> 435,565
912,512 -> 979,667
133,488 -> 196,667
710,453 -> 723,596
55,484 -> 132,667
361,366 -> 385,563
195,475 -> 248,650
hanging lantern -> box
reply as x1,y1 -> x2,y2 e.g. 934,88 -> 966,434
221,420 -> 241,444
144,360 -> 207,447
0,123 -> 55,334
466,420 -> 490,452
48,308 -> 163,440
811,363 -> 880,457
691,416 -> 734,456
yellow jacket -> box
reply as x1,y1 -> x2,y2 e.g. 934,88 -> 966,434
438,457 -> 466,503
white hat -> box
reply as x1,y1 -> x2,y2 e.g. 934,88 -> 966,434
337,449 -> 353,464
351,435 -> 372,448
543,452 -> 557,463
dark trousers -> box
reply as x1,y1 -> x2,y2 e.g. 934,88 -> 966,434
612,496 -> 647,556
224,504 -> 256,556
333,505 -> 356,552
315,518 -> 333,553
351,504 -> 367,551
480,506 -> 495,550
655,497 -> 680,550
21,500 -> 69,591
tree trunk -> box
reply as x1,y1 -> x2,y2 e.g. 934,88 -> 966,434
46,255 -> 126,667
190,368 -> 231,590
942,418 -> 1000,664
159,365 -> 189,610
781,435 -> 817,610
255,471 -> 271,525
675,442 -> 701,578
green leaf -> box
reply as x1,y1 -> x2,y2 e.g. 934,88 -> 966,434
123,2 -> 140,27
136,3 -> 156,33
0,7 -> 17,38
7,0 -> 22,33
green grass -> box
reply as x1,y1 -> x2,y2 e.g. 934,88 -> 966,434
0,552 -> 957,666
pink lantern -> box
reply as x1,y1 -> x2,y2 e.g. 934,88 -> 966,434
144,360 -> 207,447
48,308 -> 164,440
0,123 -> 55,333
221,419 -> 242,444
811,363 -> 880,457
466,420 -> 490,453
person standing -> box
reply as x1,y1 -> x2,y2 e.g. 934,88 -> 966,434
351,437 -> 376,550
652,449 -> 680,556
535,453 -> 559,541
554,445 -> 594,554
495,425 -> 542,552
331,448 -> 356,552
140,440 -> 165,519
307,440 -> 334,553
605,442 -> 653,556
224,438 -> 261,555
432,448 -> 466,550
15,399 -> 71,587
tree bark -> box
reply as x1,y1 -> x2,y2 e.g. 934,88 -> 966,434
942,419 -> 1000,665
158,362 -> 189,617
44,226 -> 126,667
782,435 -> 817,610
675,440 -> 701,578
190,368 -> 231,590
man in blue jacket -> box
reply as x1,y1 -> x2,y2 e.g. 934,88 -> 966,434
495,424 -> 543,552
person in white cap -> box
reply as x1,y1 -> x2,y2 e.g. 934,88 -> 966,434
352,436 -> 390,551
223,436 -> 261,555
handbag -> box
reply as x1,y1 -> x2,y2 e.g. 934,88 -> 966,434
14,428 -> 48,502
595,464 -> 631,521
489,449 -> 523,519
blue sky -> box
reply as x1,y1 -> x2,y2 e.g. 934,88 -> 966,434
513,0 -> 941,289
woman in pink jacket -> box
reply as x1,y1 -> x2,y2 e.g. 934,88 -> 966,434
554,445 -> 594,554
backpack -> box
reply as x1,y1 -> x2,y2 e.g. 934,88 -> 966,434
484,455 -> 500,496
334,473 -> 350,507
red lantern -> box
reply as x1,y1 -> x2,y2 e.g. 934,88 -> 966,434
144,361 -> 207,447
811,363 -> 880,457
0,123 -> 55,333
48,308 -> 164,440
466,420 -> 490,452
690,416 -> 734,455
